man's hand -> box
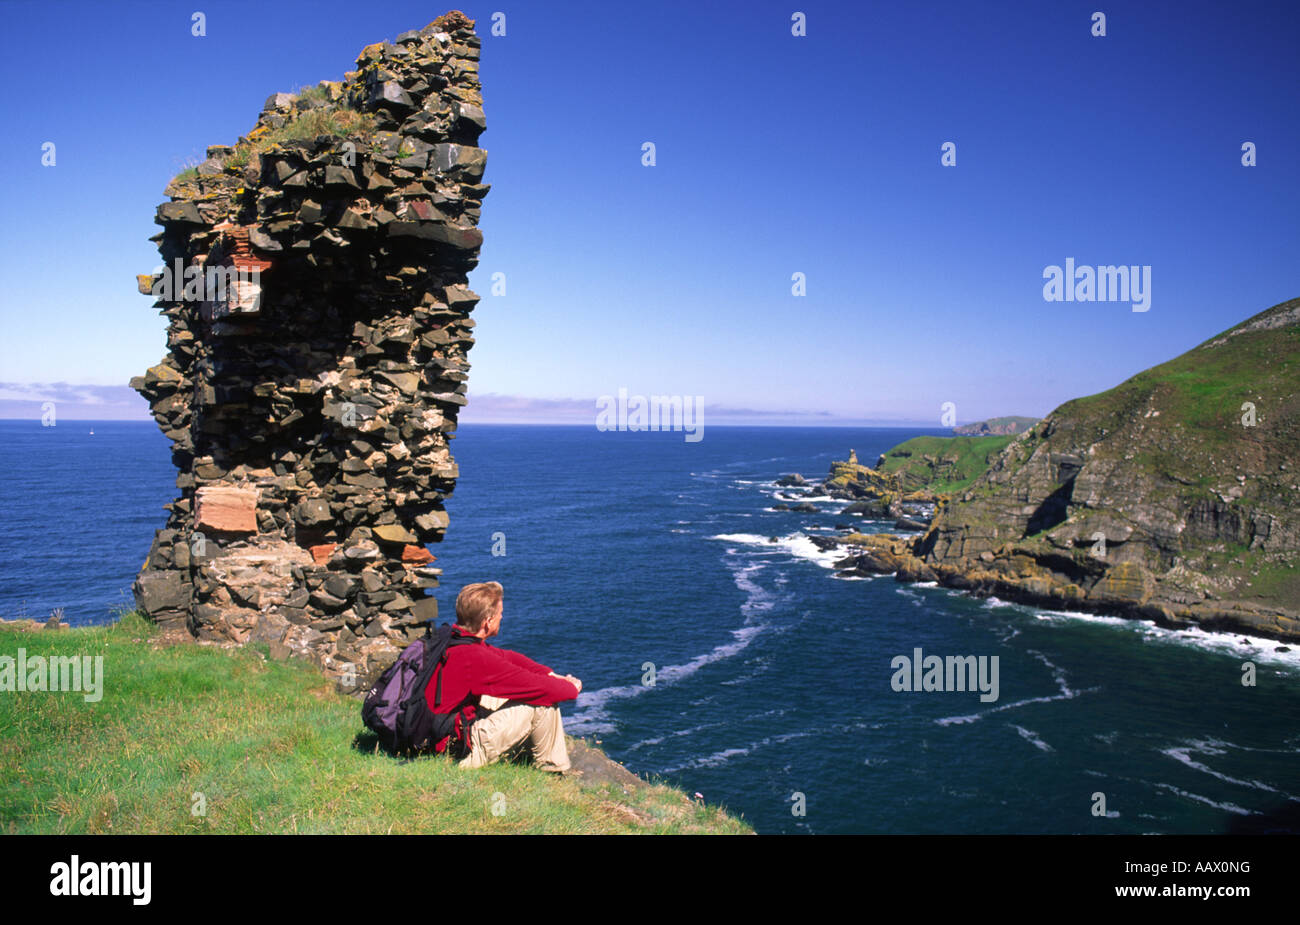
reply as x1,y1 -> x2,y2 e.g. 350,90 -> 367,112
551,671 -> 582,694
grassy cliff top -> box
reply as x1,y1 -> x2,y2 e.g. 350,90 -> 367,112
920,297 -> 1300,621
952,416 -> 1037,436
0,613 -> 750,834
1044,296 -> 1300,460
876,434 -> 1015,494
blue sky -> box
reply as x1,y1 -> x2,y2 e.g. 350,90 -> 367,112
0,0 -> 1296,423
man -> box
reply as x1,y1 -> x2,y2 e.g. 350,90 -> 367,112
426,581 -> 582,774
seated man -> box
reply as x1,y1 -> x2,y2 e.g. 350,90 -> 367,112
426,581 -> 582,773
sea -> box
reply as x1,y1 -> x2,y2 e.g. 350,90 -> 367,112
2,419 -> 1297,834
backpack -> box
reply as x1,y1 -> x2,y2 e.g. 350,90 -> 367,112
361,623 -> 478,754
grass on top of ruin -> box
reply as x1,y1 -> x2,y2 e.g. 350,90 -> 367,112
0,611 -> 750,835
168,85 -> 378,186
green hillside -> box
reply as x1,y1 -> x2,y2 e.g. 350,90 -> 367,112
877,435 -> 1014,494
0,613 -> 750,834
952,416 -> 1037,436
916,297 -> 1300,639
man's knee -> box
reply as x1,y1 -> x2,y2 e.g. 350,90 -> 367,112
459,703 -> 537,768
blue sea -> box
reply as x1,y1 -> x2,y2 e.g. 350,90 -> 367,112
2,420 -> 1298,834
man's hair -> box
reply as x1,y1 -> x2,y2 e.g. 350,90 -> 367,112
455,581 -> 503,632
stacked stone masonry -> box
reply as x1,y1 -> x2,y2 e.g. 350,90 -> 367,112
131,12 -> 486,691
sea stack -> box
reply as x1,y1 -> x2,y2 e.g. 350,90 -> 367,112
129,11 -> 487,691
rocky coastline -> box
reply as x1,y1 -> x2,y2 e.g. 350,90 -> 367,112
770,299 -> 1300,645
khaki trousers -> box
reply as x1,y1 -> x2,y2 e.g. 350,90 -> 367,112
458,702 -> 570,773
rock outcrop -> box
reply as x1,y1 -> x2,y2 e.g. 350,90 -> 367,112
874,434 -> 1014,495
952,416 -> 1037,436
835,298 -> 1300,642
130,11 -> 488,690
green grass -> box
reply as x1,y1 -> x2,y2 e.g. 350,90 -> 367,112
1055,305 -> 1299,453
255,107 -> 376,150
168,92 -> 378,187
877,435 -> 1014,494
0,612 -> 750,835
296,83 -> 333,105
953,415 -> 1037,435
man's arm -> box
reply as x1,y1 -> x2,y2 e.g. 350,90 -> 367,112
470,647 -> 579,706
490,644 -> 554,676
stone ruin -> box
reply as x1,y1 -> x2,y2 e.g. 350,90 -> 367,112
130,11 -> 486,692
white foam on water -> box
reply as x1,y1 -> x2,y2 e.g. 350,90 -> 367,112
936,690 -> 1080,727
1184,735 -> 1300,756
1027,604 -> 1300,671
982,596 -> 1016,610
565,557 -> 777,736
1010,724 -> 1054,753
708,531 -> 846,570
624,720 -> 730,753
937,649 -> 1094,726
1161,742 -> 1298,799
660,729 -> 817,772
1034,609 -> 1139,627
1027,648 -> 1078,698
1151,782 -> 1251,815
666,746 -> 752,771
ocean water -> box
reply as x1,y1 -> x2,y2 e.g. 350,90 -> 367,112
1,420 -> 1297,834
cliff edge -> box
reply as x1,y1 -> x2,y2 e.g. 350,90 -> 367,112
910,297 -> 1300,640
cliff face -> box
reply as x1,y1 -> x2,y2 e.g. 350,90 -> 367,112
913,298 -> 1300,640
952,416 -> 1037,436
130,11 -> 488,690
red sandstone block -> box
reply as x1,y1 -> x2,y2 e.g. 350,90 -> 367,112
310,543 -> 338,565
194,486 -> 259,534
400,544 -> 435,565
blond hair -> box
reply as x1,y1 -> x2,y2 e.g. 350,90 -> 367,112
455,581 -> 503,632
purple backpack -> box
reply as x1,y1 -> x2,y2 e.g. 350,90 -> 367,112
362,623 -> 477,754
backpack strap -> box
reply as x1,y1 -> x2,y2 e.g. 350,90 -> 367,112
432,631 -> 479,708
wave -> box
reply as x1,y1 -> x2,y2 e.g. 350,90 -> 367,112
1010,724 -> 1054,753
1151,782 -> 1251,815
937,649 -> 1094,726
1029,606 -> 1300,671
565,558 -> 777,735
1161,741 -> 1299,799
659,729 -> 817,773
707,531 -> 846,570
624,720 -> 731,753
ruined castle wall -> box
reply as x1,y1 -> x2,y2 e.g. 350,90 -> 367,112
130,11 -> 486,691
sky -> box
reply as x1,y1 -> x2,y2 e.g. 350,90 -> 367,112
0,0 -> 1296,423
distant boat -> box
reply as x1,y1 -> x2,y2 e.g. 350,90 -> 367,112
89,428 -> 94,435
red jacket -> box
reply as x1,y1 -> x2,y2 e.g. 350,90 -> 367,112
425,626 -> 579,753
